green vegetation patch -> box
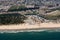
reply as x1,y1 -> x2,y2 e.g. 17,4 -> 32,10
38,13 -> 60,20
43,14 -> 60,20
25,11 -> 39,15
0,13 -> 27,25
8,5 -> 26,11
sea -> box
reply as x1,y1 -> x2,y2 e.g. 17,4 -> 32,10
0,29 -> 60,40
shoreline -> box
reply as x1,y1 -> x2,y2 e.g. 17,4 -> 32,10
0,23 -> 60,30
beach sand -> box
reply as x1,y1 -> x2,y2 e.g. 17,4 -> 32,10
0,22 -> 60,30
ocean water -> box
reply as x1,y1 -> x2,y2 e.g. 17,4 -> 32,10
0,30 -> 60,40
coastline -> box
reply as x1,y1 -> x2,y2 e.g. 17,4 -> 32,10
0,23 -> 60,30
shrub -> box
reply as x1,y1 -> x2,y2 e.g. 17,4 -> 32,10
0,13 -> 27,25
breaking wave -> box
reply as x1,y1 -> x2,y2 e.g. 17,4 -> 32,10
0,29 -> 60,33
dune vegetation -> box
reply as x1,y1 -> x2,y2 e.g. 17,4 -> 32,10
8,5 -> 26,11
0,13 -> 27,25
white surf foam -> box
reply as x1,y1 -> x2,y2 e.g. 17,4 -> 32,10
0,29 -> 60,33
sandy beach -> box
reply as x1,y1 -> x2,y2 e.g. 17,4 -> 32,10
0,23 -> 60,30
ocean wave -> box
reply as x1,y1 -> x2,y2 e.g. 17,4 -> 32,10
0,29 -> 60,33
46,29 -> 60,32
0,30 -> 46,33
